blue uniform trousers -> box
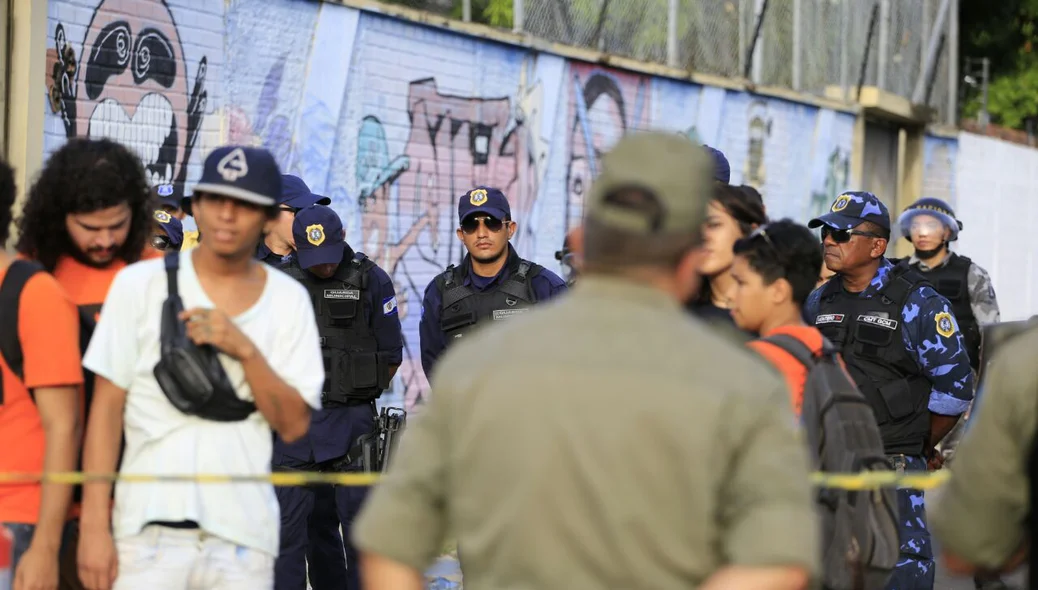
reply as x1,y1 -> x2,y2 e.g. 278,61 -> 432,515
274,464 -> 370,590
304,484 -> 346,588
885,454 -> 934,590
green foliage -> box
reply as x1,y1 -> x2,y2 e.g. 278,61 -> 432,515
447,0 -> 513,28
961,0 -> 1038,129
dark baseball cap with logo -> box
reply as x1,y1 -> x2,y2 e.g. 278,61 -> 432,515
152,209 -> 184,250
281,174 -> 331,209
808,191 -> 891,233
458,186 -> 510,223
293,204 -> 345,270
584,131 -> 714,235
185,146 -> 282,213
153,183 -> 180,209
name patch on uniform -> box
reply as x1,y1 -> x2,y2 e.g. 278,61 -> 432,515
492,308 -> 529,321
382,296 -> 398,316
324,289 -> 360,300
857,314 -> 898,330
815,313 -> 845,325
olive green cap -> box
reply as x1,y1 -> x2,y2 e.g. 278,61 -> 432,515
585,131 -> 715,235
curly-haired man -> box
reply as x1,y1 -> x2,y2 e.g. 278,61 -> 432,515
15,137 -> 160,590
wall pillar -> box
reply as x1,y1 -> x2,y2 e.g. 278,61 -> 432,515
4,0 -> 48,248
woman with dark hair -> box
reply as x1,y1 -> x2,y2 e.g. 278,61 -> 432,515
688,184 -> 768,325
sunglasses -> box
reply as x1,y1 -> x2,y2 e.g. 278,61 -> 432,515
748,224 -> 777,250
460,215 -> 505,234
151,234 -> 173,251
821,226 -> 883,244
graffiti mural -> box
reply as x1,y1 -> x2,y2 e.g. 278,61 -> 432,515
45,0 -> 216,201
40,0 -> 859,410
564,64 -> 652,232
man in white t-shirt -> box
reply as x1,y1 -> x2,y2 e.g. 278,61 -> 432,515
75,145 -> 325,590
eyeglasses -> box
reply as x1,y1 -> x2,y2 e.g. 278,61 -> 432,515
151,234 -> 173,251
279,206 -> 300,214
821,226 -> 883,244
460,215 -> 505,234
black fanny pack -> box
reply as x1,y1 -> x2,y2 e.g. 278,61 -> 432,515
153,251 -> 257,422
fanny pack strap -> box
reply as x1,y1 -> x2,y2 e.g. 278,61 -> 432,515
165,251 -> 180,298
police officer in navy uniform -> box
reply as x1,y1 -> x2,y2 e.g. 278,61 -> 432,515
255,177 -> 347,589
419,186 -> 568,378
257,174 -> 331,266
270,204 -> 402,590
804,191 -> 975,590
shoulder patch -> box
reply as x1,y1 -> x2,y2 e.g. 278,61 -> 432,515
383,296 -> 398,316
934,311 -> 956,338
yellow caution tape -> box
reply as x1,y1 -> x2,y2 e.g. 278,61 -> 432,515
0,470 -> 950,489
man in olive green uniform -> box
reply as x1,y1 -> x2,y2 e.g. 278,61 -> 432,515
930,325 -> 1038,580
351,131 -> 819,590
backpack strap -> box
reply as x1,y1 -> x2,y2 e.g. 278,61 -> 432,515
759,333 -> 819,371
0,260 -> 45,404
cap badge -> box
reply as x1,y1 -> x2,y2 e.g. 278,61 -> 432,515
153,210 -> 172,224
831,194 -> 852,212
306,224 -> 326,247
217,147 -> 249,182
469,189 -> 488,206
156,184 -> 175,197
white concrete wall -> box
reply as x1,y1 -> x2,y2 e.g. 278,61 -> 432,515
955,132 -> 1038,321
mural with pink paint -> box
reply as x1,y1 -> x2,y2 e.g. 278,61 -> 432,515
45,0 -> 212,202
564,63 -> 652,232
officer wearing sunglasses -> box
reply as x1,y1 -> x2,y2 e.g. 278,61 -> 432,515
255,174 -> 331,266
804,191 -> 975,590
418,186 -> 568,379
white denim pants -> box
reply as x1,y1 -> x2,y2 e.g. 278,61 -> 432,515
114,524 -> 274,590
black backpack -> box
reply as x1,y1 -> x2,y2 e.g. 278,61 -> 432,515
760,334 -> 900,590
0,260 -> 45,404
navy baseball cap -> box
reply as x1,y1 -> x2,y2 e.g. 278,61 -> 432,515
189,146 -> 282,209
808,191 -> 891,232
703,145 -> 731,184
281,174 -> 331,209
293,205 -> 345,269
458,187 -> 510,223
153,183 -> 179,209
153,209 -> 184,250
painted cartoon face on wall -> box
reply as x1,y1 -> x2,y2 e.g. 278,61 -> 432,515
47,0 -> 207,198
564,66 -> 651,232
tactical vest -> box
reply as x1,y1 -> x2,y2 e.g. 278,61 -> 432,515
282,252 -> 390,406
435,258 -> 543,343
910,254 -> 980,371
814,263 -> 933,455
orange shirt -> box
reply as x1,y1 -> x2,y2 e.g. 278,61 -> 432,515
51,249 -> 162,310
747,325 -> 825,417
0,263 -> 84,524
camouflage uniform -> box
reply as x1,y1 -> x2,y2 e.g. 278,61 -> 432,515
806,192 -> 976,590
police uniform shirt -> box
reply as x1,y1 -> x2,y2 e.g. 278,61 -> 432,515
804,257 -> 975,417
274,248 -> 403,465
354,276 -> 819,588
418,243 -> 568,378
256,241 -> 294,267
929,326 -> 1038,569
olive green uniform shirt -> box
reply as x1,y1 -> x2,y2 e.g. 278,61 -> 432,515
930,327 -> 1038,569
353,276 -> 820,588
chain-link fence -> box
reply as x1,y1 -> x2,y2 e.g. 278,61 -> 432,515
517,0 -> 957,124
